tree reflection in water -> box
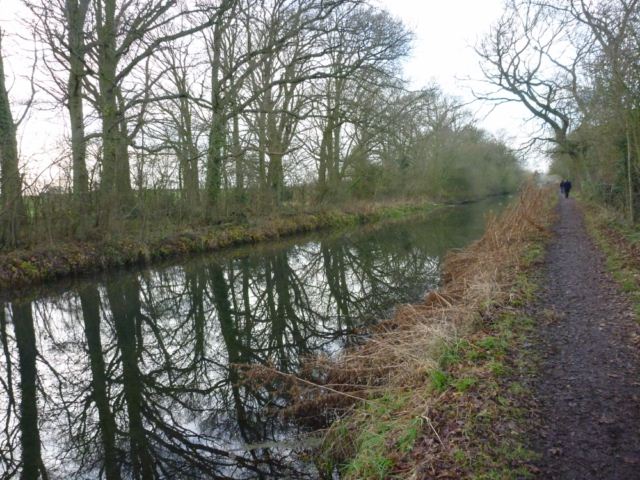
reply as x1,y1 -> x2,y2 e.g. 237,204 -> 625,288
0,199 -> 505,478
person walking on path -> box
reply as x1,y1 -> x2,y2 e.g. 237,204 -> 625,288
560,180 -> 566,196
563,179 -> 572,198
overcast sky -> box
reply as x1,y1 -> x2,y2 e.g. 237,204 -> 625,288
0,0 -> 548,177
376,0 -> 547,170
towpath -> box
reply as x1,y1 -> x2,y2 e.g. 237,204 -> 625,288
533,197 -> 640,478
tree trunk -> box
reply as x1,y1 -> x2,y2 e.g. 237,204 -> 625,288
328,82 -> 343,191
327,122 -> 340,189
232,112 -> 244,202
205,13 -> 226,211
97,0 -> 130,222
180,97 -> 199,208
265,88 -> 284,204
66,0 -> 90,195
267,151 -> 284,204
627,124 -> 635,223
0,39 -> 24,247
318,117 -> 333,196
206,110 -> 226,209
257,110 -> 267,193
116,88 -> 132,198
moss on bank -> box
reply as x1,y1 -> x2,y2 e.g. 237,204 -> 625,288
275,186 -> 555,479
0,200 -> 437,291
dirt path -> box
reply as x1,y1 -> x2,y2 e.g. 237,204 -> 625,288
533,198 -> 640,479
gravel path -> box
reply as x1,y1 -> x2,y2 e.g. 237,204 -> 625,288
533,198 -> 640,479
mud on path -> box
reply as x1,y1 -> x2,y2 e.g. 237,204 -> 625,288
532,198 -> 640,479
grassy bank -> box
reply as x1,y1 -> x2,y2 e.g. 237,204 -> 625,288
0,199 -> 438,291
582,200 -> 640,317
259,185 -> 555,478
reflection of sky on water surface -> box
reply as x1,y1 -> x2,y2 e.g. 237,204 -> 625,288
0,198 -> 508,479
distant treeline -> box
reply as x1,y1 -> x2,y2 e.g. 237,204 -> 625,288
0,0 -> 523,248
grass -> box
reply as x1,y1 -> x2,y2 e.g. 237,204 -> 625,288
313,391 -> 423,479
247,184 -> 554,478
582,200 -> 640,318
427,305 -> 540,479
340,394 -> 419,479
320,300 -> 543,479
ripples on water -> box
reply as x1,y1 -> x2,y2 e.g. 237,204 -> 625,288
0,198 -> 508,479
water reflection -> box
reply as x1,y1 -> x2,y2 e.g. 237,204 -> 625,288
0,198 -> 507,479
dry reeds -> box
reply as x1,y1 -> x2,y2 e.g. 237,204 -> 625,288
241,184 -> 552,472
257,185 -> 545,392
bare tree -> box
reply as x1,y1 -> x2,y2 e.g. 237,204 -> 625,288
313,5 -> 410,196
476,1 -> 582,157
523,0 -> 640,218
155,42 -> 205,210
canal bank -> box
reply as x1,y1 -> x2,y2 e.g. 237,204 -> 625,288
0,199 -> 442,291
274,185 -> 555,478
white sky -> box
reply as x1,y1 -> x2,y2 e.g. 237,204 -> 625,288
1,0 -> 68,185
0,0 -> 548,182
376,0 -> 548,171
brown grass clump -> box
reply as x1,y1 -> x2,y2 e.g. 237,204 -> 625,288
249,184 -> 548,394
241,184 -> 553,477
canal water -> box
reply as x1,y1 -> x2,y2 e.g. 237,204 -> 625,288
0,197 -> 509,479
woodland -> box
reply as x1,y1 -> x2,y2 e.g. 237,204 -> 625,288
0,0 -> 523,250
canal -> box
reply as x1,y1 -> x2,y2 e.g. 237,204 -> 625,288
0,197 -> 509,479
